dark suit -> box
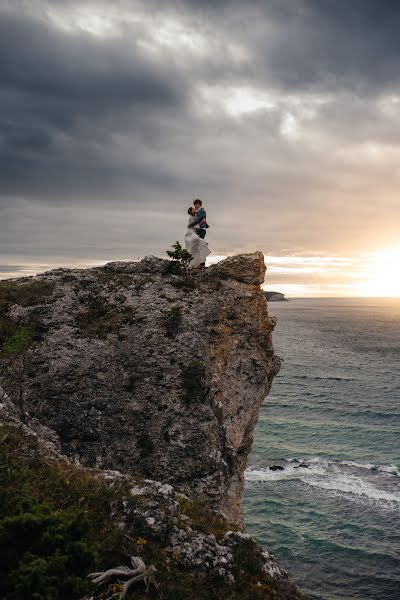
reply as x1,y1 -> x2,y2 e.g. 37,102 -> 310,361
190,207 -> 207,238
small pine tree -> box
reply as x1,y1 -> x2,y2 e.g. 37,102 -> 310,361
166,242 -> 193,274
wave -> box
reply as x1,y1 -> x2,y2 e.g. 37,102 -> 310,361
291,375 -> 355,382
340,460 -> 399,474
245,458 -> 400,509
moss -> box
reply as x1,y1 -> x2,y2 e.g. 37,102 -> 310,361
180,359 -> 208,403
163,305 -> 183,338
1,325 -> 35,358
93,268 -> 133,288
178,496 -> 232,541
0,326 -> 37,417
76,293 -> 136,338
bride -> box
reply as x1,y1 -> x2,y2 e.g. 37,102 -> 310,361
184,207 -> 210,269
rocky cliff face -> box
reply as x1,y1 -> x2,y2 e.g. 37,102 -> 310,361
0,253 -> 306,599
1,252 -> 279,528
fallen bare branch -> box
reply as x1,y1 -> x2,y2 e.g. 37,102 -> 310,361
88,556 -> 157,599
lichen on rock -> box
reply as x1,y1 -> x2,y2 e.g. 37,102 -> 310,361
0,253 -> 303,598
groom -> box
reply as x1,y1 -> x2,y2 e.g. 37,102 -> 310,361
190,199 -> 208,239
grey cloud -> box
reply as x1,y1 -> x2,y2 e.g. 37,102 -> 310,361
0,8 -> 188,197
0,11 -> 183,112
269,1 -> 400,93
172,0 -> 400,93
1,0 -> 400,275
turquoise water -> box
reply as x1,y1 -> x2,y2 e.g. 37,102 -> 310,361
244,298 -> 400,600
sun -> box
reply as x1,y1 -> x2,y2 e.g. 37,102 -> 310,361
359,248 -> 400,297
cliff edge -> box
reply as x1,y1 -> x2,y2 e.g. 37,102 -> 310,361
2,252 -> 279,527
0,253 -> 303,599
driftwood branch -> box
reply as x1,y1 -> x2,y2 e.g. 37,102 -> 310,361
87,556 -> 156,599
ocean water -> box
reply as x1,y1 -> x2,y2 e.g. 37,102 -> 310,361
244,298 -> 400,600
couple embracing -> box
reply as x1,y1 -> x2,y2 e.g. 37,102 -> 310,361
184,199 -> 210,270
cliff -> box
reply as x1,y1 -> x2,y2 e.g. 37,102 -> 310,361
0,253 -> 302,599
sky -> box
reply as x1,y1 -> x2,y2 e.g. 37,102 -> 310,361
1,0 -> 400,296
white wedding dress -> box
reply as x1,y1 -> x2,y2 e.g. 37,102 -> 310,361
184,216 -> 210,268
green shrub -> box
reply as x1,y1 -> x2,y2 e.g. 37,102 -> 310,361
166,242 -> 193,274
1,501 -> 97,600
0,433 -> 109,600
177,496 -> 231,541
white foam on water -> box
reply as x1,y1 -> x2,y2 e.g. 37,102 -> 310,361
245,458 -> 400,509
378,464 -> 399,475
341,459 -> 399,475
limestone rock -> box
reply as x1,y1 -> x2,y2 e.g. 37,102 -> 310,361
207,251 -> 266,284
0,252 -> 279,529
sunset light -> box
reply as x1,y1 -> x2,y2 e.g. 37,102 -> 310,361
358,248 -> 400,297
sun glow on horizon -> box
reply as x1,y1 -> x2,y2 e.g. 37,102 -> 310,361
2,249 -> 399,299
357,248 -> 400,298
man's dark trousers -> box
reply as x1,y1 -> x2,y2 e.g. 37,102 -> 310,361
197,229 -> 206,239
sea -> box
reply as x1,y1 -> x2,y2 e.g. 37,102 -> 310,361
244,298 -> 400,600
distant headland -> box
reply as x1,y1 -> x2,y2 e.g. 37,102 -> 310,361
264,291 -> 288,302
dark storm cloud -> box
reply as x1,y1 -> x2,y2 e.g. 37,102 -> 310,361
2,0 -> 399,202
259,0 -> 400,93
172,0 -> 400,93
1,0 -> 400,274
0,8 -> 188,198
0,10 -> 183,114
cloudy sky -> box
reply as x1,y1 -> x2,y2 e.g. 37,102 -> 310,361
1,0 -> 400,295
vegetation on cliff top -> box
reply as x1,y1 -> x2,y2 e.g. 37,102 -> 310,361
0,426 -> 302,600
0,279 -> 55,351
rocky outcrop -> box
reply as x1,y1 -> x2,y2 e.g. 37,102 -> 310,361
264,291 -> 287,302
0,404 -> 302,599
1,252 -> 279,529
0,253 -> 307,598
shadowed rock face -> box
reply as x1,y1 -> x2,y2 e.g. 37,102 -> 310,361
3,252 -> 280,527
